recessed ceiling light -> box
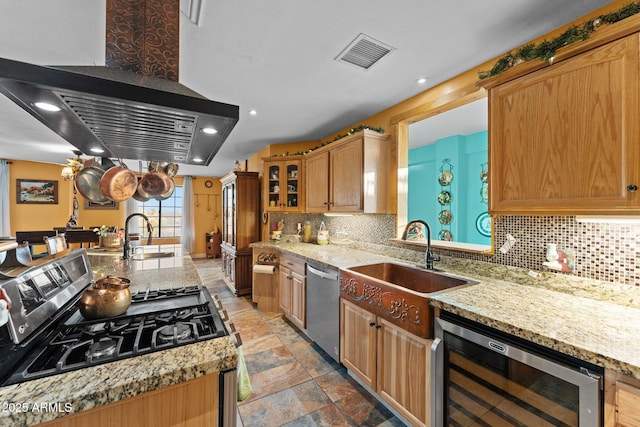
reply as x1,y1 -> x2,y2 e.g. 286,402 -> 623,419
90,147 -> 105,153
34,102 -> 61,112
417,77 -> 428,85
193,157 -> 204,163
249,109 -> 257,116
202,127 -> 218,135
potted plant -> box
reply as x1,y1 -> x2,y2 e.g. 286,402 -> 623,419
93,225 -> 122,248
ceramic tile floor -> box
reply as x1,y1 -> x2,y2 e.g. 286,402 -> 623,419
194,258 -> 405,427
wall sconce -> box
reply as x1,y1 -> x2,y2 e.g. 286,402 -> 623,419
61,166 -> 75,181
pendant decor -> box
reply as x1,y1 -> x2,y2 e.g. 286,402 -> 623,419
437,159 -> 453,241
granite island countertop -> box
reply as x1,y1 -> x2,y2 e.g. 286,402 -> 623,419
0,245 -> 237,427
252,240 -> 640,380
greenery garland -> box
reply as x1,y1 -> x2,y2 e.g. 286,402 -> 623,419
478,1 -> 640,80
274,124 -> 385,157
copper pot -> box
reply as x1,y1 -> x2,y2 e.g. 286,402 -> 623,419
140,171 -> 171,196
154,178 -> 175,200
79,276 -> 131,319
132,177 -> 151,202
100,165 -> 138,201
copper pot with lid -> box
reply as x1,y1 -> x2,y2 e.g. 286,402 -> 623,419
79,276 -> 131,319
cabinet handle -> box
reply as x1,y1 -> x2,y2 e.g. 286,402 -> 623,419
627,184 -> 638,192
375,325 -> 381,329
323,202 -> 329,205
369,322 -> 375,327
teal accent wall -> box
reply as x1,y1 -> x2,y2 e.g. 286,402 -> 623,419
408,130 -> 489,245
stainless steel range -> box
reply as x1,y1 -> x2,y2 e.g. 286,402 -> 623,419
0,249 -> 230,387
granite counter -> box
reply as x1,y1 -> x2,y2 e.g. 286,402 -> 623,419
253,240 -> 640,379
0,245 -> 237,427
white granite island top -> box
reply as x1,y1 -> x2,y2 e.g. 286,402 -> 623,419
0,245 -> 237,427
253,240 -> 640,380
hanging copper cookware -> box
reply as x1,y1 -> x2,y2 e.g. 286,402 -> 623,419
154,178 -> 175,200
100,163 -> 138,202
140,161 -> 172,197
164,163 -> 179,178
75,166 -> 109,204
133,177 -> 151,202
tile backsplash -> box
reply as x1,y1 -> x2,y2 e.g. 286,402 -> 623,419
269,213 -> 639,286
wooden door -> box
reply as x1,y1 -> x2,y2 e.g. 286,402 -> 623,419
330,137 -> 363,212
305,151 -> 330,212
279,266 -> 291,317
340,299 -> 377,389
489,33 -> 640,214
377,318 -> 430,427
617,381 -> 640,426
289,270 -> 305,329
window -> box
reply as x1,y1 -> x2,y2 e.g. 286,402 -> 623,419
135,186 -> 183,238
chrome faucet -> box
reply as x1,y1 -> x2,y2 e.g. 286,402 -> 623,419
123,213 -> 153,259
404,220 -> 439,270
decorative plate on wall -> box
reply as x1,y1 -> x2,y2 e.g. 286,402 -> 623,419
438,209 -> 452,225
438,170 -> 453,186
438,229 -> 452,241
476,212 -> 492,237
204,180 -> 213,188
438,191 -> 452,206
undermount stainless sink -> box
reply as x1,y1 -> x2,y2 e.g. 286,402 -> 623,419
131,252 -> 175,260
340,262 -> 474,338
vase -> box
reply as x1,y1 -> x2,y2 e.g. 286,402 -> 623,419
100,233 -> 121,248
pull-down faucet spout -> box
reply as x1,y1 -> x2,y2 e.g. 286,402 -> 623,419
123,213 -> 153,259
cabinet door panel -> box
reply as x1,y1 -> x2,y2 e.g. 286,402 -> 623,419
330,138 -> 363,211
290,271 -> 305,329
279,267 -> 291,316
489,34 -> 640,214
306,152 -> 330,212
377,318 -> 430,426
340,299 -> 376,389
617,381 -> 640,427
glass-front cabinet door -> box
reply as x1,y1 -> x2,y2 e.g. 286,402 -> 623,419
264,157 -> 303,212
222,182 -> 236,246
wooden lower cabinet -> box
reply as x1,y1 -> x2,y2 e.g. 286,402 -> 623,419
39,373 -> 220,427
340,299 -> 430,426
278,254 -> 306,330
221,244 -> 252,296
605,368 -> 640,427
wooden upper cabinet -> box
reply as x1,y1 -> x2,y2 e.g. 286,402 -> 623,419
482,33 -> 640,215
305,129 -> 389,213
263,157 -> 304,212
306,151 -> 330,211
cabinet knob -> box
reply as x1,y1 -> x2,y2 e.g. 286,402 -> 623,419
369,322 -> 375,327
323,202 -> 329,206
375,325 -> 381,329
627,184 -> 638,192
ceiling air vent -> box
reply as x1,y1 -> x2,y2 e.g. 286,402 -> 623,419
335,33 -> 396,71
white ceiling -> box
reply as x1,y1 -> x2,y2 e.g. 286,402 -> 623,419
0,0 -> 612,177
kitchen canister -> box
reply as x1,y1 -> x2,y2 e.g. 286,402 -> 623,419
317,221 -> 329,245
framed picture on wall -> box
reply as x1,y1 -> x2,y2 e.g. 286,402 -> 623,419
16,179 -> 58,204
85,199 -> 119,210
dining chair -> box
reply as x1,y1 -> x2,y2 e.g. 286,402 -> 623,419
44,235 -> 69,255
15,230 -> 57,258
63,230 -> 100,248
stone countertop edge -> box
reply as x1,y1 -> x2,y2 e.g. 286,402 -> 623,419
0,245 -> 238,427
252,240 -> 640,380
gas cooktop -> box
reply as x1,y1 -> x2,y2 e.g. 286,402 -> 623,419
0,250 -> 229,386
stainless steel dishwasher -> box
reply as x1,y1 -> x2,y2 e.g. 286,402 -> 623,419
306,263 -> 340,363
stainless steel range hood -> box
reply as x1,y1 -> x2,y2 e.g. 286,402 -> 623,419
0,57 -> 239,166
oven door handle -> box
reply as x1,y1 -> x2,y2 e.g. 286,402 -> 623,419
430,336 -> 443,427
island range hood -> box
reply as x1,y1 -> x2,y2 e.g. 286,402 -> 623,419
0,57 -> 239,166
